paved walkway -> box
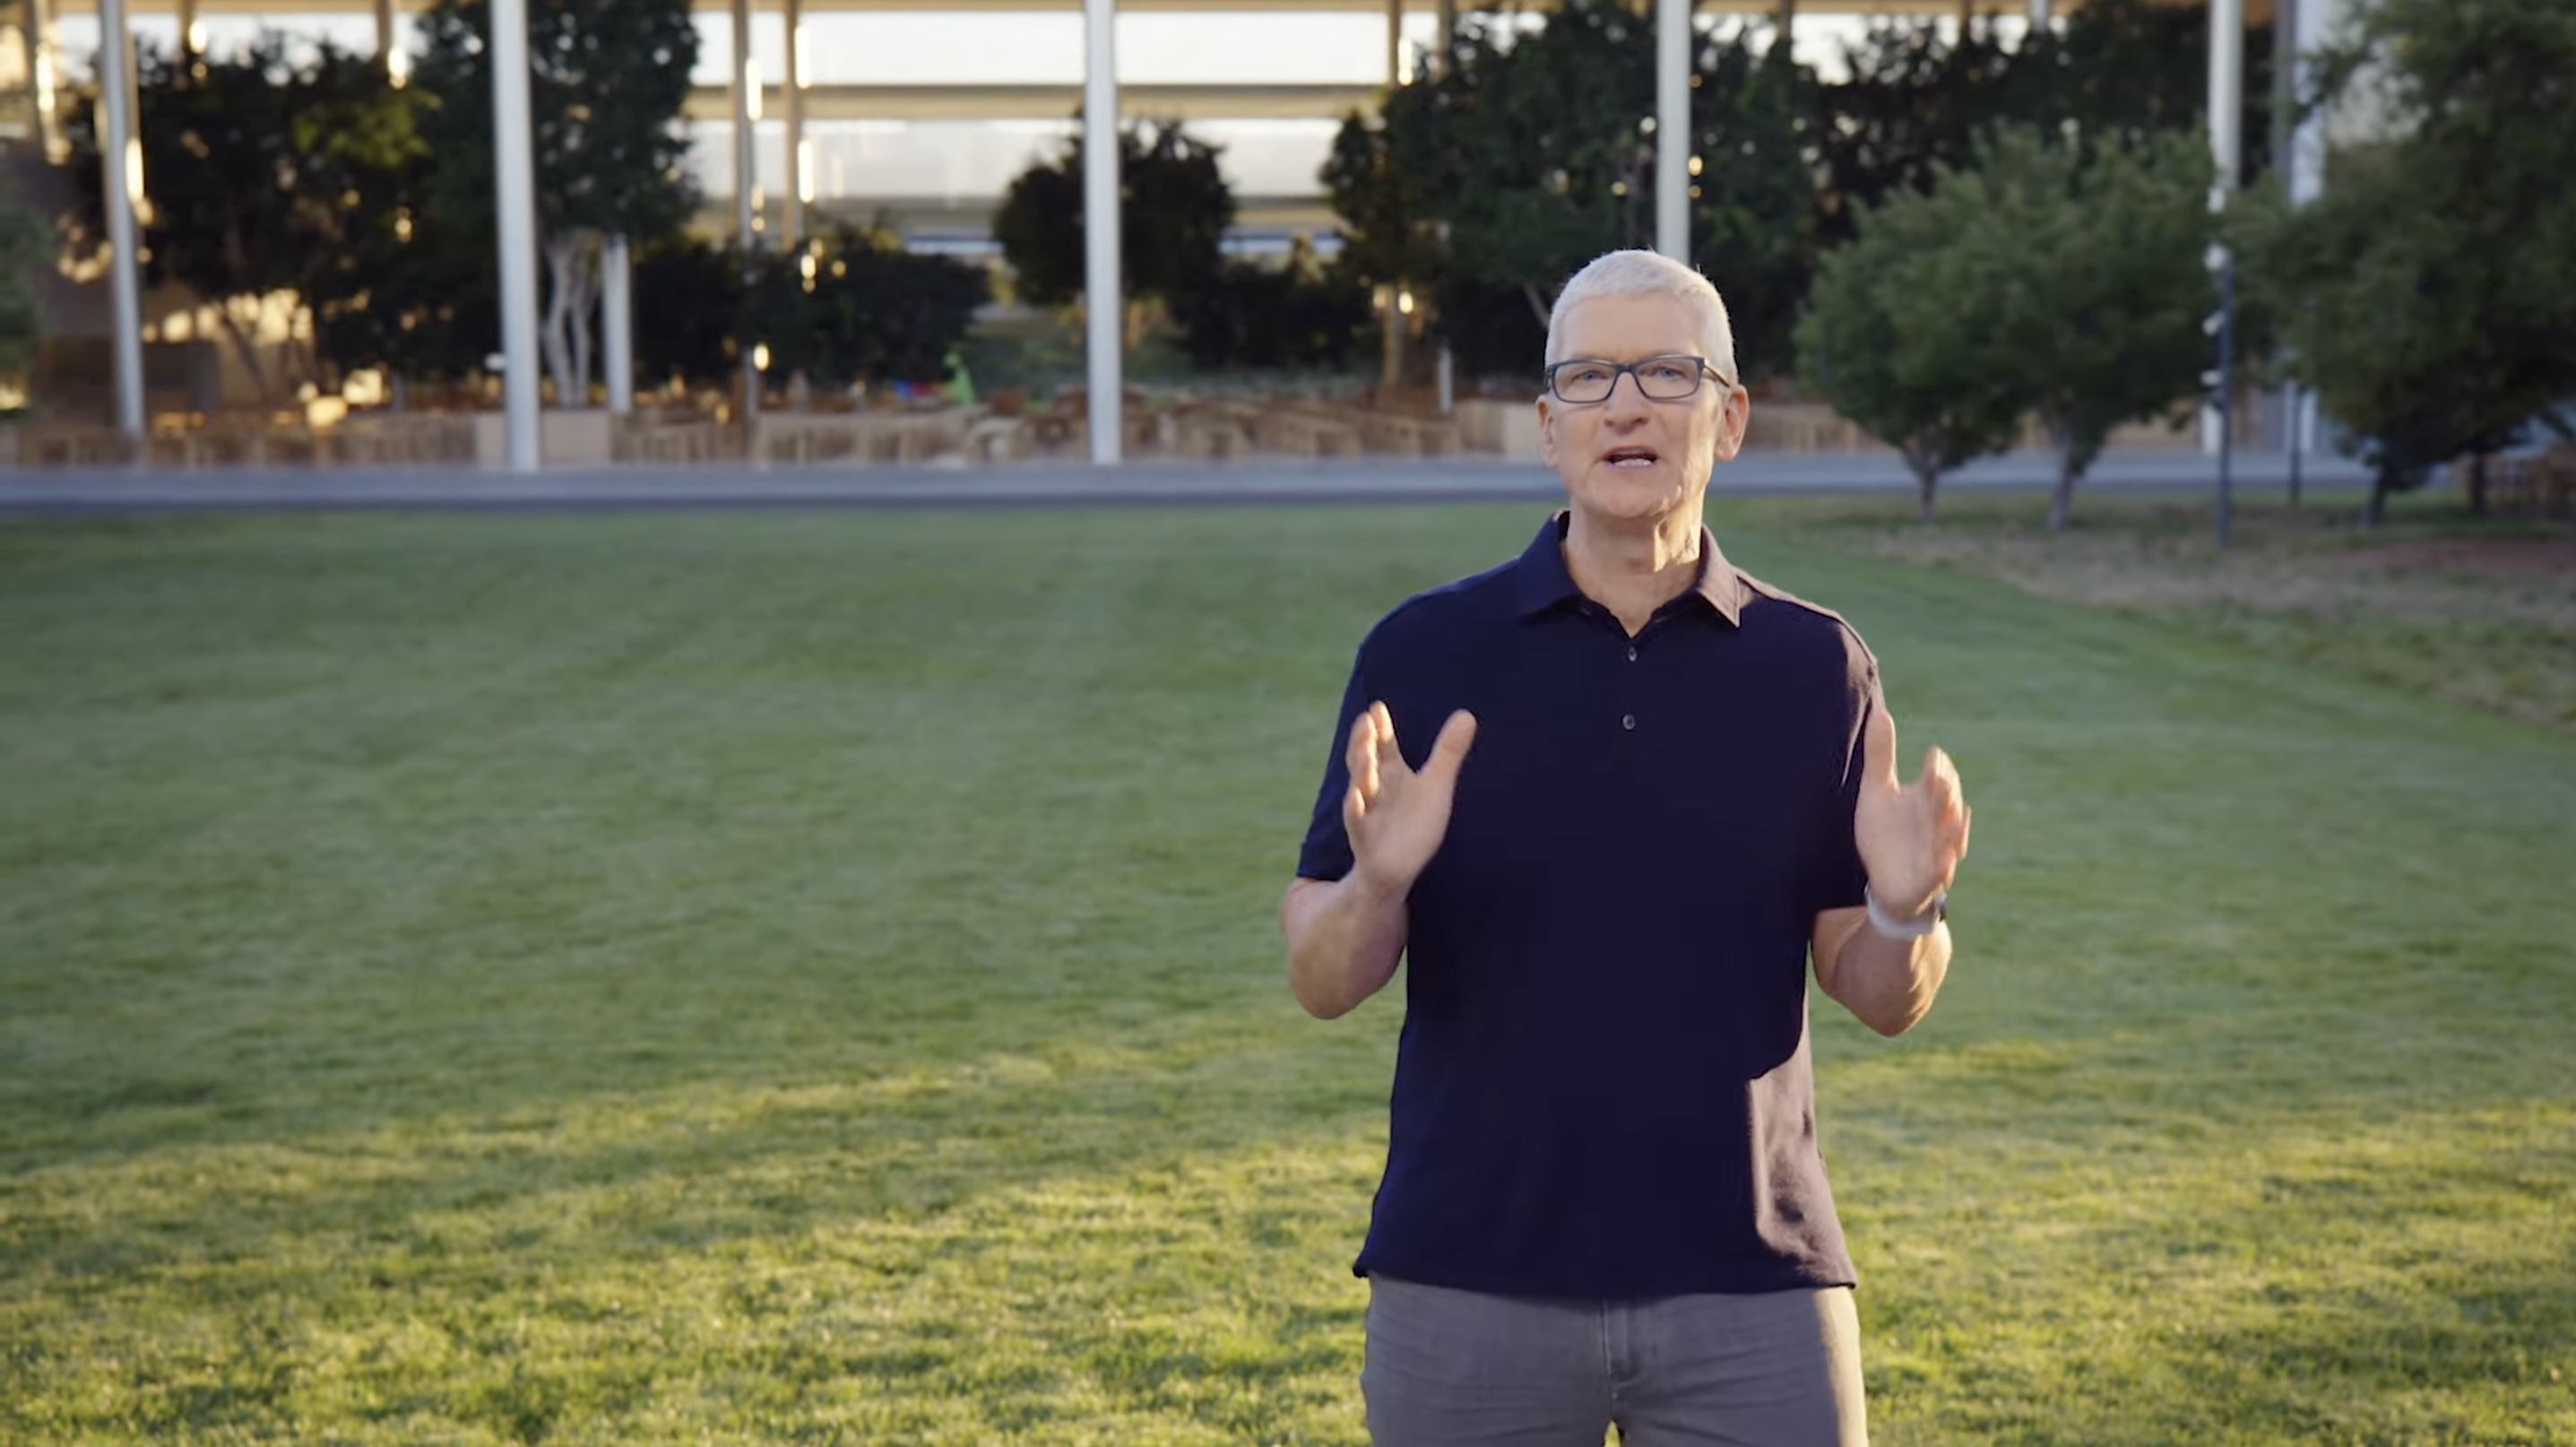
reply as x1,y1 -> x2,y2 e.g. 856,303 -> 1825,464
0,448 -> 2370,514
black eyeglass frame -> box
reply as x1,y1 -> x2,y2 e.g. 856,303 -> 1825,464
1543,355 -> 1738,405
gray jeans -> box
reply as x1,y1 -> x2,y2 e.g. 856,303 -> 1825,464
1361,1276 -> 1868,1447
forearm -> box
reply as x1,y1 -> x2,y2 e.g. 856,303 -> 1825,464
1820,912 -> 1950,1037
1282,873 -> 1410,1019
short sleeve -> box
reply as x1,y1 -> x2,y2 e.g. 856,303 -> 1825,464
1295,646 -> 1373,882
1817,640 -> 1880,914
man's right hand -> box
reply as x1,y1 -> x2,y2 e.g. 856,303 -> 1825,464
1344,702 -> 1478,897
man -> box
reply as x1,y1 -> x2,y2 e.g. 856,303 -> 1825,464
1279,249 -> 1972,1447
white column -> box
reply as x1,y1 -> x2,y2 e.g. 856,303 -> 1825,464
782,0 -> 805,246
2027,0 -> 2049,27
602,233 -> 635,415
730,0 -> 760,422
1081,0 -> 1120,464
1382,285 -> 1405,389
96,0 -> 143,446
731,0 -> 756,251
2204,0 -> 2243,467
2209,0 -> 2243,195
174,0 -> 196,56
1384,0 -> 1398,86
373,0 -> 393,65
490,0 -> 542,470
1655,0 -> 1688,264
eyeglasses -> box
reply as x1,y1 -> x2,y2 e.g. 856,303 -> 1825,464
1543,355 -> 1733,405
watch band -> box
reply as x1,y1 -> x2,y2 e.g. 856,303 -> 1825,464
1865,886 -> 1945,940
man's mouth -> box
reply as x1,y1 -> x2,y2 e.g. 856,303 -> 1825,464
1604,446 -> 1660,469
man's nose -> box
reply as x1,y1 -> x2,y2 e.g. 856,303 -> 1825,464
1603,370 -> 1653,420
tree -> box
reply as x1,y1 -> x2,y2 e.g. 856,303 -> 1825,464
1798,127 -> 2210,528
1812,0 -> 2271,241
1327,0 -> 1802,379
1811,16 -> 2026,241
2236,0 -> 2576,524
630,238 -> 743,392
1322,0 -> 2269,386
745,226 -> 990,392
1320,93 -> 1443,307
1967,128 -> 2213,530
1692,30 -> 1822,382
1420,0 -> 1659,341
2036,0 -> 2265,152
413,0 -> 700,404
63,35 -> 424,403
1169,238 -> 1370,373
992,119 -> 1233,329
0,182 -> 45,382
1794,176 -> 2024,522
311,191 -> 496,390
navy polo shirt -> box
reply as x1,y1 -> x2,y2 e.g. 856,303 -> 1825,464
1298,512 -> 1880,1299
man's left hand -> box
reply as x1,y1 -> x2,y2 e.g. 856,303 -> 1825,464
1854,703 -> 1971,919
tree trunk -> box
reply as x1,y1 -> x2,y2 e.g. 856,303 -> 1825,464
540,259 -> 571,405
1903,443 -> 1941,523
1520,283 -> 1552,335
540,235 -> 587,406
289,308 -> 324,402
570,261 -> 596,406
2364,466 -> 2392,527
215,301 -> 274,409
2047,425 -> 2078,532
2467,453 -> 2490,517
211,226 -> 275,406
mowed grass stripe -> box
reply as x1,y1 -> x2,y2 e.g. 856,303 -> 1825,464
2,506 -> 2569,1446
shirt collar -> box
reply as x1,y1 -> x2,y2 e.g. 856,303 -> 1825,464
1509,511 -> 1747,627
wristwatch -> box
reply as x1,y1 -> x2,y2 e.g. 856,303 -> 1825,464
1864,886 -> 1946,940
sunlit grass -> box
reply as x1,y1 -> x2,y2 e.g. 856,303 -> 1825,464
4,505 -> 2571,1444
1736,488 -> 2576,732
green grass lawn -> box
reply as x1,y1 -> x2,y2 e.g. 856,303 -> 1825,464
3,504 -> 2572,1446
1742,489 -> 2576,735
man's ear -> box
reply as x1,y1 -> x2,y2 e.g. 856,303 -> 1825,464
1710,386 -> 1750,463
1537,394 -> 1558,470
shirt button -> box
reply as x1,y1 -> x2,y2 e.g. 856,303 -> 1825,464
1627,646 -> 1638,663
1621,713 -> 1637,731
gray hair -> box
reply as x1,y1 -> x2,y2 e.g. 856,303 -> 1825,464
1543,249 -> 1738,384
